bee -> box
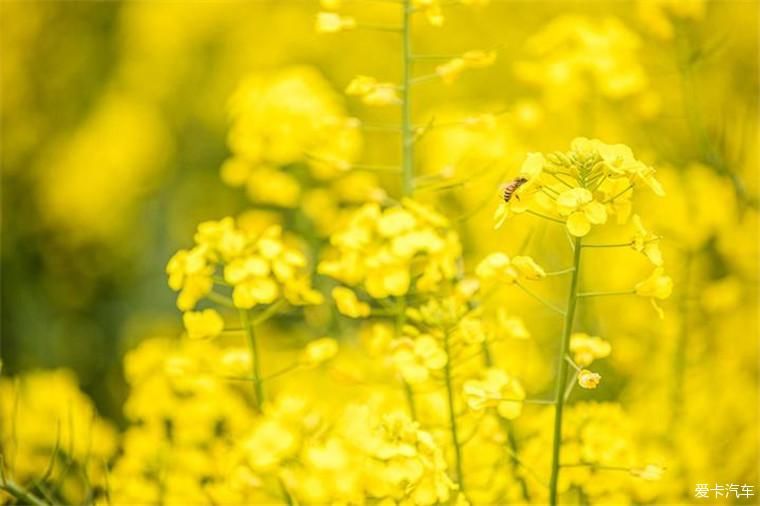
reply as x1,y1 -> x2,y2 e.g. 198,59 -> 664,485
501,177 -> 528,203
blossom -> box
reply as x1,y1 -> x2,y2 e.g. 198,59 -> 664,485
635,267 -> 673,318
166,247 -> 214,310
577,369 -> 602,389
300,338 -> 339,367
631,214 -> 662,265
332,286 -> 371,318
346,76 -> 400,106
168,220 -> 323,312
515,16 -> 649,104
476,252 -> 545,284
183,309 -> 224,340
225,66 -> 362,186
596,141 -> 665,196
463,368 -> 526,419
319,201 -> 461,299
556,187 -> 607,237
436,50 -> 497,84
392,336 -> 447,384
315,12 -> 356,33
243,418 -> 298,471
631,464 -> 665,480
413,0 -> 444,26
569,333 -> 611,367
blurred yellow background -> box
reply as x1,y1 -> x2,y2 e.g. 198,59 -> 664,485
1,1 -> 758,504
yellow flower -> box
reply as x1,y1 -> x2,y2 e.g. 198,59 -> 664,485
319,201 -> 460,298
346,76 -> 400,106
631,214 -> 662,265
332,286 -> 371,318
635,267 -> 673,299
183,309 -> 224,340
233,277 -> 280,309
556,188 -> 607,237
243,418 -> 298,471
392,336 -> 447,384
597,141 -> 665,196
226,66 -> 360,182
413,0 -> 444,26
498,310 -> 531,339
435,50 -> 497,84
569,333 -> 611,367
476,252 -> 517,282
515,16 -> 648,103
512,255 -> 546,280
170,220 -> 322,312
476,252 -> 545,284
577,369 -> 602,389
300,337 -> 339,367
315,12 -> 356,33
245,166 -> 301,208
635,267 -> 673,318
166,247 -> 214,311
463,368 -> 526,419
631,464 -> 665,480
217,348 -> 252,376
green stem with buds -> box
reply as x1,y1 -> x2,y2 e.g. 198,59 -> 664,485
548,236 -> 583,506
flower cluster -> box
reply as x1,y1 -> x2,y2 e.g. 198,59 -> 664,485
167,217 -> 322,311
494,137 -> 665,237
319,200 -> 462,301
515,16 -> 650,104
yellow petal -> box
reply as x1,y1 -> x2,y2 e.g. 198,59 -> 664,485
566,212 -> 591,237
584,201 -> 608,224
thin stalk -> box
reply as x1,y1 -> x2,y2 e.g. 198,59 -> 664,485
207,291 -> 235,308
394,296 -> 417,419
577,289 -> 635,298
401,0 -> 414,195
0,480 -> 49,506
525,209 -> 565,225
581,242 -> 633,249
515,282 -> 566,316
240,309 -> 264,411
545,267 -> 576,277
442,328 -> 465,490
604,183 -> 633,203
548,236 -> 583,506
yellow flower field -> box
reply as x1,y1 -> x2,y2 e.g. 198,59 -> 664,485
1,1 -> 757,504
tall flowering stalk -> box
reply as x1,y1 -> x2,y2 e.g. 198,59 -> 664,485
492,137 -> 672,504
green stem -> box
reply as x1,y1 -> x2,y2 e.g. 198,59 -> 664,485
603,183 -> 633,204
207,291 -> 235,308
401,0 -> 414,195
515,282 -> 566,316
548,236 -> 583,506
240,309 -> 264,411
581,242 -> 633,249
525,209 -> 565,225
0,480 -> 49,506
442,328 -> 465,491
545,267 -> 576,276
394,296 -> 417,419
576,289 -> 635,298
